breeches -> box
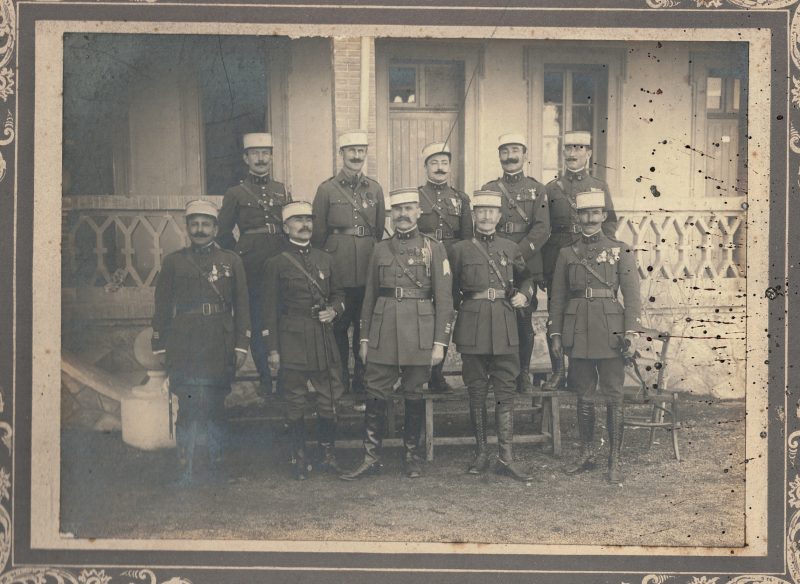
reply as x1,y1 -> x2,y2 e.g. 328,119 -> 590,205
568,357 -> 625,404
461,353 -> 519,407
282,368 -> 345,421
364,362 -> 430,402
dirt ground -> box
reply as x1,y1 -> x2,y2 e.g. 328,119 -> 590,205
60,392 -> 745,547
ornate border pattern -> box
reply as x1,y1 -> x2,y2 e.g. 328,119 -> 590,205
1,0 -> 793,582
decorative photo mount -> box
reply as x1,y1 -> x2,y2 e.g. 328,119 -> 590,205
0,1 -> 793,582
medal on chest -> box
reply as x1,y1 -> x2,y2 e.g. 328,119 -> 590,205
499,252 -> 508,267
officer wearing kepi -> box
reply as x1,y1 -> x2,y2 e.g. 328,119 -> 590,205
339,188 -> 454,480
541,131 -> 617,390
312,131 -> 386,398
547,188 -> 642,484
481,133 -> 550,394
217,132 -> 291,396
451,191 -> 536,481
263,201 -> 346,480
151,200 -> 250,485
416,141 -> 473,392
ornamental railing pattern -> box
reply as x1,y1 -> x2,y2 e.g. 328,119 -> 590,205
61,197 -> 746,290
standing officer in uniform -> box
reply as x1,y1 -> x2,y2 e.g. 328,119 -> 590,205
152,200 -> 250,485
542,131 -> 617,390
451,191 -> 536,481
481,133 -> 550,394
312,130 -> 386,396
339,188 -> 454,480
416,141 -> 472,392
263,201 -> 346,480
217,132 -> 290,396
548,189 -> 641,484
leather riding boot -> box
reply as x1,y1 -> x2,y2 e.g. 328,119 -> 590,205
334,325 -> 351,393
516,333 -> 535,394
565,399 -> 597,474
428,346 -> 453,392
289,418 -> 309,480
495,405 -> 534,481
542,336 -> 567,391
607,403 -> 625,483
339,398 -> 386,480
467,401 -> 489,474
316,417 -> 341,474
351,358 -> 366,394
205,419 -> 225,484
173,419 -> 196,487
403,400 -> 425,478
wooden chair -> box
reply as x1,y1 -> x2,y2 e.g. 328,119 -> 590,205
620,327 -> 682,461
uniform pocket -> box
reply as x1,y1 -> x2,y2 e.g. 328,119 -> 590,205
462,260 -> 485,286
235,234 -> 256,256
329,200 -> 353,226
504,306 -> 519,346
453,301 -> 480,346
368,299 -> 385,349
377,256 -> 395,282
562,301 -> 579,349
417,301 -> 434,349
279,318 -> 307,366
603,300 -> 625,350
323,237 -> 339,254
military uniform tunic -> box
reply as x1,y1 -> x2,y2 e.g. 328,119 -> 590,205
263,243 -> 345,371
311,170 -> 386,288
263,241 -> 346,420
548,231 -> 642,359
542,169 -> 617,283
416,181 -> 473,253
151,242 -> 250,387
481,172 -> 550,281
450,233 -> 535,356
360,228 -> 454,366
217,174 -> 291,276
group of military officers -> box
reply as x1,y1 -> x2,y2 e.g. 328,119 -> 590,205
151,128 -> 642,487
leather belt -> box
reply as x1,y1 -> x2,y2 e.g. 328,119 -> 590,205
283,305 -> 324,318
552,224 -> 582,234
332,225 -> 373,237
570,288 -> 616,299
176,302 -> 230,316
421,228 -> 455,241
466,288 -> 507,301
243,224 -> 281,235
378,287 -> 432,300
501,222 -> 528,234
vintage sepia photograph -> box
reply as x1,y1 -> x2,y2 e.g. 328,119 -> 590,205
42,23 -> 769,554
2,1 -> 789,579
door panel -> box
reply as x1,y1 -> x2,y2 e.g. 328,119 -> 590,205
389,111 -> 461,191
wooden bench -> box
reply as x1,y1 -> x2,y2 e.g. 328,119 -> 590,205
229,370 -> 571,462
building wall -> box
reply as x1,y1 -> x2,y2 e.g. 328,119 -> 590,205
287,38 -> 335,201
476,41 -> 530,187
618,44 -> 697,208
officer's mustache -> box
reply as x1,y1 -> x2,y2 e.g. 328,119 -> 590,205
349,158 -> 364,164
434,170 -> 447,175
298,227 -> 312,233
502,158 -> 520,164
191,230 -> 212,237
396,216 -> 411,222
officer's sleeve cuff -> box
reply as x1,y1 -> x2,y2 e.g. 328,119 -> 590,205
235,347 -> 249,354
548,333 -> 562,338
360,339 -> 369,344
152,349 -> 166,355
434,342 -> 448,347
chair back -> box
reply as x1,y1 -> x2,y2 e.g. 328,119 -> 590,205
624,326 -> 672,400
